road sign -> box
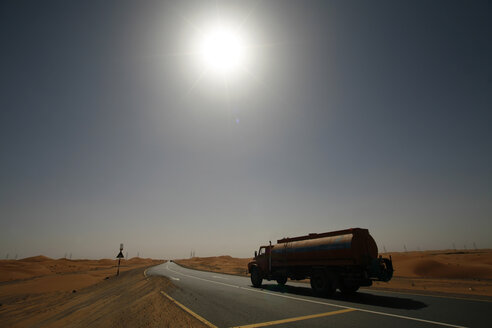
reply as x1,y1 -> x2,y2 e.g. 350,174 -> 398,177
116,243 -> 124,276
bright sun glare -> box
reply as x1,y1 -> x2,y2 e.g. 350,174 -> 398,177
196,23 -> 249,78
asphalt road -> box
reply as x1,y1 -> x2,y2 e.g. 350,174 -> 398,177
147,262 -> 490,328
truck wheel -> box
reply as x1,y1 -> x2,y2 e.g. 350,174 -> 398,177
340,283 -> 359,294
310,271 -> 335,296
276,276 -> 287,286
251,267 -> 263,288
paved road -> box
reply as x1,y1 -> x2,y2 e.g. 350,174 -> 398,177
147,262 -> 490,328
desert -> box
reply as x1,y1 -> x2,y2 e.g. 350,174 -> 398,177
1,250 -> 491,327
2,1 -> 489,327
174,249 -> 492,298
0,256 -> 207,327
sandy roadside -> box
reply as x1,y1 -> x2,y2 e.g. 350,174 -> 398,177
0,263 -> 208,328
174,250 -> 492,298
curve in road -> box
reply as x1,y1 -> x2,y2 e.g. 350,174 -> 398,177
147,262 -> 488,328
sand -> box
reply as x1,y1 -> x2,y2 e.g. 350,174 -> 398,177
372,250 -> 492,297
2,250 -> 490,326
0,257 -> 207,327
379,250 -> 492,279
175,249 -> 492,298
175,256 -> 251,276
0,256 -> 161,293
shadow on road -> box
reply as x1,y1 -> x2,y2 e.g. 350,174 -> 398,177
259,283 -> 427,310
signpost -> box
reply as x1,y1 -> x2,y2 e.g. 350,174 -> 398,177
116,243 -> 124,276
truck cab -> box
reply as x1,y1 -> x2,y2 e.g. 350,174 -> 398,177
256,245 -> 271,269
248,244 -> 273,287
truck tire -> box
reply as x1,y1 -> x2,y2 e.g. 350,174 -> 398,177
251,267 -> 263,288
340,283 -> 359,294
310,271 -> 335,296
276,276 -> 287,286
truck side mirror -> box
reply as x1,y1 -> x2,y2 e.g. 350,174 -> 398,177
255,251 -> 257,257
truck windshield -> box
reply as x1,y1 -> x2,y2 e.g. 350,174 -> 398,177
258,248 -> 265,256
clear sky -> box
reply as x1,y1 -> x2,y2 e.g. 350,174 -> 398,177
1,0 -> 490,259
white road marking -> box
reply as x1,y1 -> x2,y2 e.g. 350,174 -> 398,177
212,275 -> 229,280
361,287 -> 492,303
170,276 -> 180,281
164,264 -> 467,328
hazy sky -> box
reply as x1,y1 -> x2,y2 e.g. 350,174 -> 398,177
1,0 -> 490,259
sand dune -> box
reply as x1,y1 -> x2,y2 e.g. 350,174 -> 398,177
0,256 -> 163,291
20,255 -> 53,262
0,256 -> 209,327
380,250 -> 492,279
175,256 -> 251,276
0,266 -> 206,328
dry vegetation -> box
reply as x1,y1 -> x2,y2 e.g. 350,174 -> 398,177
175,250 -> 492,297
0,256 -> 207,327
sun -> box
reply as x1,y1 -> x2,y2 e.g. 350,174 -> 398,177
195,23 -> 249,79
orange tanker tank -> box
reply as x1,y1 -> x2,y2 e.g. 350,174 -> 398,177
248,228 -> 393,296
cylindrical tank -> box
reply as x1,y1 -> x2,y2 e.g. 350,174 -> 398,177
271,228 -> 378,267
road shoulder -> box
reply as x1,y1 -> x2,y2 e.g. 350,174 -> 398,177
0,265 -> 209,327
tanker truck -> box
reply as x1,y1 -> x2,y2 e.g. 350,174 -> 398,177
247,228 -> 393,295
